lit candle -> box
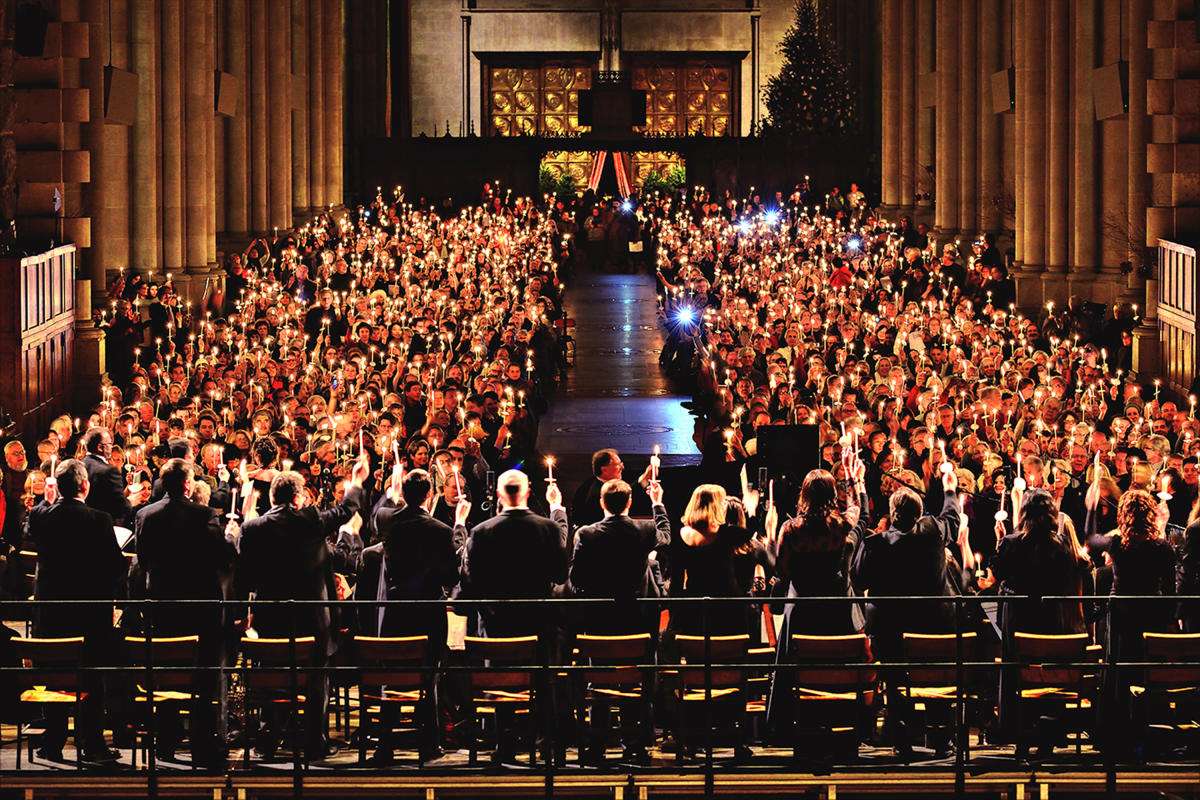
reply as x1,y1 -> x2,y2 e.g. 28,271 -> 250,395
545,456 -> 554,483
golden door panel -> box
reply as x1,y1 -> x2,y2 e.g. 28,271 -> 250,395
632,58 -> 736,135
488,61 -> 594,136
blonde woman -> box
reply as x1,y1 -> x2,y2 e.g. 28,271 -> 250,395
670,483 -> 758,635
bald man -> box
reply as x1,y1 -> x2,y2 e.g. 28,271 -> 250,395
456,468 -> 568,637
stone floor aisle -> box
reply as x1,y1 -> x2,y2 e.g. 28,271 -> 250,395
538,272 -> 698,493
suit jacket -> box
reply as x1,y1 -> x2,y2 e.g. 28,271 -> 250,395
850,492 -> 960,657
457,506 -> 568,637
83,453 -> 132,526
134,493 -> 237,640
237,487 -> 363,652
568,504 -> 670,633
28,498 -> 127,641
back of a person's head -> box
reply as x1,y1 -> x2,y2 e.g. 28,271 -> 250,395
269,470 -> 305,507
496,468 -> 528,506
1016,489 -> 1059,539
254,437 -> 279,468
599,479 -> 631,515
682,483 -> 727,533
159,457 -> 194,497
55,458 -> 88,500
797,469 -> 837,519
888,486 -> 922,532
402,468 -> 433,507
167,437 -> 191,460
1117,489 -> 1159,545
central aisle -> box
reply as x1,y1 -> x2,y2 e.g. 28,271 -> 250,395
539,272 -> 698,492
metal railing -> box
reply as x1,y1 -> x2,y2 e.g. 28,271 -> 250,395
2,595 -> 1200,796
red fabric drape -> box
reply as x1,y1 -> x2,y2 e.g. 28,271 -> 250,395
612,151 -> 633,198
587,151 -> 607,192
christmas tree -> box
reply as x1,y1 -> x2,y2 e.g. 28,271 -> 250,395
764,1 -> 861,138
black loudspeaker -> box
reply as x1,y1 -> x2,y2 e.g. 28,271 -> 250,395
15,3 -> 49,57
103,66 -> 138,125
578,88 -> 646,132
578,90 -> 593,126
1093,61 -> 1129,120
990,67 -> 1014,114
756,424 -> 820,483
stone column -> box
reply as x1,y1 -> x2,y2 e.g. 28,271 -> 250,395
915,0 -> 934,211
1126,0 -> 1150,287
1098,0 -> 1128,275
292,0 -> 309,215
899,0 -> 915,208
184,0 -> 210,274
934,0 -> 959,233
958,0 -> 978,234
1012,0 -> 1025,264
268,0 -> 293,230
880,0 -> 901,209
250,0 -> 269,231
308,0 -> 326,210
161,0 -> 184,272
131,0 -> 159,273
205,0 -> 217,269
979,0 -> 1002,232
1072,0 -> 1098,279
460,11 -> 471,137
82,0 -> 116,286
1044,0 -> 1069,291
225,0 -> 249,237
324,0 -> 343,205
1016,0 -> 1046,305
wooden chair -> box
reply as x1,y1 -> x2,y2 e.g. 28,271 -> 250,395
353,635 -> 435,766
789,633 -> 877,763
1010,632 -> 1098,760
899,632 -> 978,760
12,637 -> 86,769
16,551 -> 37,635
673,634 -> 751,763
239,636 -> 317,765
1131,632 -> 1200,752
571,633 -> 654,765
463,635 -> 540,766
123,635 -> 201,768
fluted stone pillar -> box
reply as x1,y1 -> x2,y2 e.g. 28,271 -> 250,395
268,0 -> 293,229
83,0 -> 117,285
1013,0 -> 1026,266
1098,0 -> 1128,273
324,0 -> 343,207
131,0 -> 159,273
1045,0 -> 1069,290
292,0 -> 310,214
934,0 -> 959,233
958,0 -> 978,234
979,0 -> 1002,232
308,0 -> 326,210
184,0 -> 210,273
225,0 -> 249,237
899,0 -> 915,208
250,0 -> 269,231
1126,0 -> 1150,286
915,0 -> 933,211
1016,0 -> 1046,305
1072,0 -> 1098,277
880,0 -> 901,209
161,0 -> 184,271
205,0 -> 217,269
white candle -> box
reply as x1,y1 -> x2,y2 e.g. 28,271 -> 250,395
652,444 -> 660,482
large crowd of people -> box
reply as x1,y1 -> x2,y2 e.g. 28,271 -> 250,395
0,179 -> 1198,770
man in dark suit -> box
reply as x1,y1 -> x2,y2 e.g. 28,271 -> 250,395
455,468 -> 567,764
850,466 -> 960,660
134,458 -> 238,765
457,468 -> 568,638
28,459 -> 127,763
569,449 -> 652,530
567,478 -> 668,764
354,468 -> 460,764
235,456 -> 368,760
80,427 -> 134,526
569,479 -> 668,634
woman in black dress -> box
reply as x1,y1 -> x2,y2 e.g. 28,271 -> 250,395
669,483 -> 757,636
